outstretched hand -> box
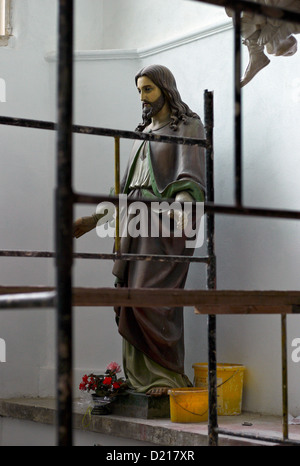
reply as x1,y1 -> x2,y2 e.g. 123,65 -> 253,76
72,216 -> 96,238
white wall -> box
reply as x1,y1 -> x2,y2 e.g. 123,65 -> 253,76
102,0 -> 225,49
0,0 -> 300,417
0,0 -> 106,397
0,0 -> 57,399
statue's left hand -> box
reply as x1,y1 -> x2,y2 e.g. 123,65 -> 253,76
72,216 -> 97,238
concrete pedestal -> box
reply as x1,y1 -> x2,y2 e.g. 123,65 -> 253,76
111,391 -> 170,419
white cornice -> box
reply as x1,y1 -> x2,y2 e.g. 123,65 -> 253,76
45,19 -> 232,62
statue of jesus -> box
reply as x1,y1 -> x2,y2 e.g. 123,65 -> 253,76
73,64 -> 206,396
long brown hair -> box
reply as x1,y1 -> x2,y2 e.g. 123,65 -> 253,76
135,64 -> 199,132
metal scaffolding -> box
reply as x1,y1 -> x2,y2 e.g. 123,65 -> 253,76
1,0 -> 300,447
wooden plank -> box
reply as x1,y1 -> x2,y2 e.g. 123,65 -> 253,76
1,286 -> 300,313
0,286 -> 53,294
194,305 -> 293,315
72,288 -> 300,309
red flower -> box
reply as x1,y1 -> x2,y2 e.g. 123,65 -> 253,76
106,362 -> 121,374
103,377 -> 112,385
79,364 -> 126,395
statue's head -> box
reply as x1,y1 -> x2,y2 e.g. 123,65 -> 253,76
135,64 -> 199,131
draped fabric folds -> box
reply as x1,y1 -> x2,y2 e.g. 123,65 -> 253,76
112,117 -> 205,387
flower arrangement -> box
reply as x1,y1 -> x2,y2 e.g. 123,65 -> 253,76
79,361 -> 127,399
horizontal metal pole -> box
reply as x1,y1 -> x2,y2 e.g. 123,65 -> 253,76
1,116 -> 299,218
0,250 -> 210,263
0,291 -> 56,309
192,0 -> 300,23
0,116 -> 207,147
205,201 -> 300,220
74,192 -> 300,220
0,117 -> 55,131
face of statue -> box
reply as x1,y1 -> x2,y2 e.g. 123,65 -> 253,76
136,75 -> 165,119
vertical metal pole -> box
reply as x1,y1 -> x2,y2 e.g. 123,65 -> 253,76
205,91 -> 215,289
204,90 -> 218,446
234,8 -> 242,207
281,314 -> 289,440
114,137 -> 120,254
55,0 -> 74,446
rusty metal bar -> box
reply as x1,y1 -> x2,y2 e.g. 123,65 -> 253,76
55,0 -> 74,447
0,115 -> 208,147
204,90 -> 218,446
202,203 -> 300,220
74,192 -> 300,220
205,91 -> 216,291
281,314 -> 289,440
0,291 -> 56,309
0,250 -> 210,263
114,137 -> 120,254
234,8 -> 242,206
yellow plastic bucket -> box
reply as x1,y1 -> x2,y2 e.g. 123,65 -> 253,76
192,363 -> 245,416
168,388 -> 208,423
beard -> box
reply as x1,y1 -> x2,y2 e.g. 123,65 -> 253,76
142,93 -> 165,121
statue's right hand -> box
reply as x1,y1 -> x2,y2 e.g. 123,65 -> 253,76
72,216 -> 96,238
